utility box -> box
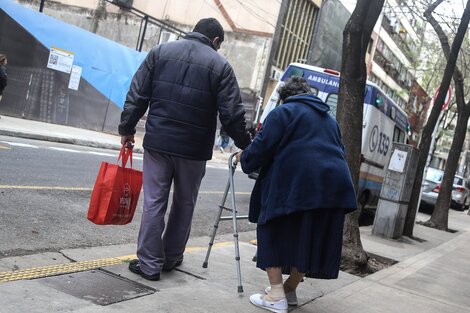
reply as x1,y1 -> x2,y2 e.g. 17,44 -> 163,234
372,143 -> 419,239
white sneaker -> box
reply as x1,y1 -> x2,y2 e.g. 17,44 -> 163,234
250,293 -> 287,313
265,286 -> 298,306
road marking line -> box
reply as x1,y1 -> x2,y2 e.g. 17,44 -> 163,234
48,147 -> 82,153
0,242 -> 234,283
0,141 -> 39,148
0,186 -> 92,191
86,151 -> 115,157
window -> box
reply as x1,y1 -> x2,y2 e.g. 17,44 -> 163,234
326,93 -> 338,117
393,126 -> 405,143
454,177 -> 464,185
274,0 -> 319,70
310,86 -> 318,96
426,168 -> 443,183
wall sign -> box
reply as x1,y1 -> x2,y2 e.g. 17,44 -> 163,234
47,47 -> 74,73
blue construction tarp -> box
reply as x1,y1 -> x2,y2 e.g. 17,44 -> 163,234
0,0 -> 147,109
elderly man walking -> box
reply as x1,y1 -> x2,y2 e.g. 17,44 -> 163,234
119,18 -> 251,281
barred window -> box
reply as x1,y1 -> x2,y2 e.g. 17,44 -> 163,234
274,0 -> 319,70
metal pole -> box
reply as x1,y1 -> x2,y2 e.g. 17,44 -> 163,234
136,17 -> 144,50
138,16 -> 149,52
39,0 -> 45,12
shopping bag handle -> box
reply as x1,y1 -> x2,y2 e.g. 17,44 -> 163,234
117,145 -> 133,168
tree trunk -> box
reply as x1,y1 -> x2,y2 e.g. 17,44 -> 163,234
402,0 -> 470,237
421,0 -> 470,229
336,0 -> 384,270
427,108 -> 470,229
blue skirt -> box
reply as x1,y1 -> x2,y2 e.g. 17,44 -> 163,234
256,208 -> 345,279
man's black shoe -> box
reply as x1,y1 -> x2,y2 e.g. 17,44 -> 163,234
128,259 -> 160,281
162,259 -> 183,272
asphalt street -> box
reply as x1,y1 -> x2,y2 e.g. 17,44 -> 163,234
0,135 -> 256,257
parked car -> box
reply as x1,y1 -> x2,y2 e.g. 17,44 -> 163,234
451,175 -> 470,210
421,167 -> 470,211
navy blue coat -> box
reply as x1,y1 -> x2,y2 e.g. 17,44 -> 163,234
240,94 -> 357,225
119,32 -> 251,160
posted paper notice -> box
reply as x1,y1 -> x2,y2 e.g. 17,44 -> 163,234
389,149 -> 407,173
68,65 -> 82,90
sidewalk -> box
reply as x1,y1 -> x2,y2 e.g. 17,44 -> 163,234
1,115 -> 470,312
0,115 -> 232,166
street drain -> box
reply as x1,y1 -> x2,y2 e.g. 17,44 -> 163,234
39,269 -> 156,305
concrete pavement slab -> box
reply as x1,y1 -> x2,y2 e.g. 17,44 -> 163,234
0,252 -> 71,271
443,210 -> 470,231
302,281 -> 469,313
300,225 -> 470,313
359,212 -> 464,262
394,236 -> 470,308
369,229 -> 470,284
60,243 -> 137,262
360,223 -> 459,262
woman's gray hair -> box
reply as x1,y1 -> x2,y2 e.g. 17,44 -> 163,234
277,76 -> 310,101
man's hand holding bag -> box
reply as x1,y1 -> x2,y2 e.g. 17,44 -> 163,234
87,146 -> 142,225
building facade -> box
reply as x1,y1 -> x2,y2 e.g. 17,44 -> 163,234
262,0 -> 322,107
265,0 -> 430,146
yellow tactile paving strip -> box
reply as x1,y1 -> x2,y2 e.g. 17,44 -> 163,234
0,242 -> 235,283
0,255 -> 135,283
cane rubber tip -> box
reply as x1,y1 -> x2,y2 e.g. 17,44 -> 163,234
202,262 -> 208,268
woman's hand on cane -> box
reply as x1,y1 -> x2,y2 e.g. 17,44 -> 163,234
235,150 -> 243,165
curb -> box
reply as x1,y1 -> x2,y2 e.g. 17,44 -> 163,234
0,129 -> 230,164
0,130 -> 144,154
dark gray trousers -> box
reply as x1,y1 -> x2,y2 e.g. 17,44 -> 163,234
137,149 -> 206,275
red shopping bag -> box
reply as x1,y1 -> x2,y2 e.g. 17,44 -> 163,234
87,146 -> 142,225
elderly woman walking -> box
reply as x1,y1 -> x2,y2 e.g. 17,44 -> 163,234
239,76 -> 357,313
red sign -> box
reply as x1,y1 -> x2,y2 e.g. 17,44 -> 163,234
433,85 -> 453,111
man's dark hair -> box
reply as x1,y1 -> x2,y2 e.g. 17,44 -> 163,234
278,76 -> 311,101
193,18 -> 224,42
